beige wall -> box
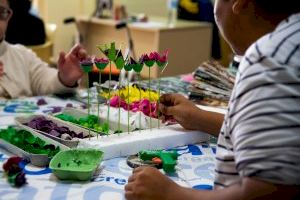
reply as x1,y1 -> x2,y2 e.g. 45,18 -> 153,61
35,0 -> 169,60
117,0 -> 168,17
35,0 -> 233,66
34,0 -> 95,59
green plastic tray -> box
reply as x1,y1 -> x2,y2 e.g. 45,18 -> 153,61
49,149 -> 103,181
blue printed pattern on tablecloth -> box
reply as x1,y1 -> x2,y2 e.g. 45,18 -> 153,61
0,96 -> 84,129
0,143 -> 216,200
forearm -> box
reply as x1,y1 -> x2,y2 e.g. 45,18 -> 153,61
58,71 -> 78,87
167,178 -> 300,200
168,182 -> 246,200
196,109 -> 224,137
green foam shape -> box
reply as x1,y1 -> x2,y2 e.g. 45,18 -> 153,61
124,64 -> 133,71
108,42 -> 116,61
80,64 -> 93,73
95,62 -> 108,70
156,61 -> 167,68
133,63 -> 143,73
145,60 -> 155,67
115,56 -> 125,69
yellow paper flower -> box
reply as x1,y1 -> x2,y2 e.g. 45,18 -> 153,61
100,86 -> 159,103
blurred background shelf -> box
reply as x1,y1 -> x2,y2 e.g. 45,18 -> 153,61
76,16 -> 212,78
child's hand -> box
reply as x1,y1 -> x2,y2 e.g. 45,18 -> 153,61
0,61 -> 4,77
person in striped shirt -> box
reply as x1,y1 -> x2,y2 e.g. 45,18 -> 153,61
125,0 -> 300,199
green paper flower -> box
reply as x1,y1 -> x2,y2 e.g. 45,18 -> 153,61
108,42 -> 116,61
115,54 -> 125,70
157,61 -> 168,68
124,57 -> 139,71
144,60 -> 155,67
124,63 -> 133,71
133,63 -> 143,73
80,59 -> 93,73
128,57 -> 143,72
98,42 -> 125,64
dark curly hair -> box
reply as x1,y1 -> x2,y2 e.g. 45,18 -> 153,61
255,0 -> 300,14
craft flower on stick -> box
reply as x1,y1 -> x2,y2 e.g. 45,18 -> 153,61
156,50 -> 169,71
115,51 -> 125,70
149,52 -> 160,62
98,42 -> 125,62
140,54 -> 155,67
80,58 -> 94,73
94,57 -> 109,70
132,58 -> 143,73
97,42 -> 121,134
80,57 -> 94,138
98,42 -> 118,62
124,57 -> 138,71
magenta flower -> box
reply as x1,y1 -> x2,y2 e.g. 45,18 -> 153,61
158,50 -> 169,63
109,97 -> 159,118
157,50 -> 169,68
139,99 -> 150,112
80,58 -> 93,66
139,54 -> 155,67
130,101 -> 140,112
149,52 -> 160,61
139,99 -> 157,117
110,96 -> 127,109
94,57 -> 109,64
109,96 -> 120,107
139,54 -> 150,63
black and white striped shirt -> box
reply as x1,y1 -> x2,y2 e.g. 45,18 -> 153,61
214,13 -> 300,189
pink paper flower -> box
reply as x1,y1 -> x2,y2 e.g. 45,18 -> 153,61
130,101 -> 140,112
158,50 -> 169,63
80,58 -> 93,66
139,54 -> 150,63
110,96 -> 159,118
110,96 -> 121,107
110,96 -> 127,109
149,52 -> 160,61
94,57 -> 109,64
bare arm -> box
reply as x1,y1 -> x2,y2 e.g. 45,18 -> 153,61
159,93 -> 224,137
125,167 -> 300,200
172,177 -> 299,200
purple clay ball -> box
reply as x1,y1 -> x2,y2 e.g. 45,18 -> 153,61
37,98 -> 47,106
